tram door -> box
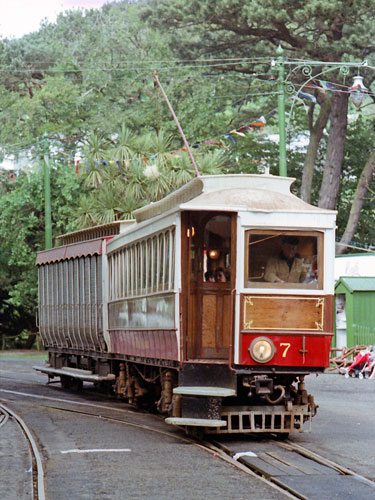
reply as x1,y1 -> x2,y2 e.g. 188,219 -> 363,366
181,211 -> 236,360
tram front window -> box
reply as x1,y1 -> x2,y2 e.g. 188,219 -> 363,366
245,231 -> 323,289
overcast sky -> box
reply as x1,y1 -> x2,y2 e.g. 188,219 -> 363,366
0,0 -> 111,39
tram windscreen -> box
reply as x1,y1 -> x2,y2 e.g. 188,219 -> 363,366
245,231 -> 323,289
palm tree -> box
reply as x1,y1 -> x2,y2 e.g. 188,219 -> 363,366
74,127 -> 226,229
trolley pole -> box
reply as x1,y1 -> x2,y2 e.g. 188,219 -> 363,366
276,46 -> 287,177
42,137 -> 52,250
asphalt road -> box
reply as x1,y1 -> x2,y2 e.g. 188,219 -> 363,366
0,352 -> 286,500
1,352 -> 375,499
292,371 -> 375,480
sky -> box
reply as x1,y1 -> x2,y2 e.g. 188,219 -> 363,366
0,0 -> 111,39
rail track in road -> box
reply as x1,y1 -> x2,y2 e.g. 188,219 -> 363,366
0,402 -> 46,500
208,436 -> 375,500
1,387 -> 295,499
2,386 -> 375,500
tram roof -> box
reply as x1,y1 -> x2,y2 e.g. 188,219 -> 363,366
133,174 -> 336,223
56,220 -> 135,245
36,237 -> 106,265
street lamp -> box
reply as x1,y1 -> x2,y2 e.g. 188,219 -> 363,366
274,52 -> 368,177
350,75 -> 368,108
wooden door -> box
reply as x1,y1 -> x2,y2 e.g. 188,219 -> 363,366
181,211 -> 236,360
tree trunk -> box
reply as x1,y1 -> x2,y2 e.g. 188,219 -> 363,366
336,148 -> 375,255
318,91 -> 349,209
301,95 -> 331,203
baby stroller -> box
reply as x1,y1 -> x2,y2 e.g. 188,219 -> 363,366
345,350 -> 373,379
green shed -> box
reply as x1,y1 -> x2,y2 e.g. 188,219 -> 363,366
335,277 -> 375,348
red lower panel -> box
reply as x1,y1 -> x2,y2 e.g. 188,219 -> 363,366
109,330 -> 179,361
241,333 -> 333,367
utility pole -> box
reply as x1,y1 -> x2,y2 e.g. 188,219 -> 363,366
42,136 -> 52,249
276,46 -> 287,177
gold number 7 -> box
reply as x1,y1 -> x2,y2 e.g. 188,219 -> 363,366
280,343 -> 291,357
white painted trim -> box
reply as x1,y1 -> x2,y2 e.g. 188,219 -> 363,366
107,212 -> 178,254
101,239 -> 111,351
61,449 -> 131,454
175,213 -> 182,362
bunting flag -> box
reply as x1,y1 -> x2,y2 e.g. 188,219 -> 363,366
222,134 -> 236,144
25,113 -> 270,170
202,141 -> 225,147
249,116 -> 267,127
230,130 -> 246,137
297,91 -> 317,103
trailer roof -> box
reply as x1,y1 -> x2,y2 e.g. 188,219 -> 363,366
36,238 -> 106,265
56,220 -> 134,245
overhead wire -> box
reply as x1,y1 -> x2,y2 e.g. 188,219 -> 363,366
1,55 -> 374,159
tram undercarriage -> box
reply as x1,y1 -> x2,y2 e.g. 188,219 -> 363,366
35,352 -> 317,436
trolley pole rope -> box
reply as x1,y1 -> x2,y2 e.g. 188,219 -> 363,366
153,71 -> 200,178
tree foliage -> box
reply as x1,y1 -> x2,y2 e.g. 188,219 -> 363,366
0,162 -> 83,344
1,0 -> 375,344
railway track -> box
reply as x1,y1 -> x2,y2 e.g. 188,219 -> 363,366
0,402 -> 46,500
207,436 -> 375,500
2,387 -> 375,499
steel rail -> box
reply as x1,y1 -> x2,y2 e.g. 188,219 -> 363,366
5,387 -> 375,498
1,388 -> 298,499
0,408 -> 9,428
37,403 -> 299,500
277,439 -> 375,488
0,403 -> 46,500
209,436 -> 375,499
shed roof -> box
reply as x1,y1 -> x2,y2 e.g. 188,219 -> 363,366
335,276 -> 375,292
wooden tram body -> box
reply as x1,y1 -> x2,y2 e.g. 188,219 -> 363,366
35,174 -> 336,435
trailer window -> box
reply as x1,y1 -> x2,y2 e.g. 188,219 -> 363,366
245,231 -> 323,289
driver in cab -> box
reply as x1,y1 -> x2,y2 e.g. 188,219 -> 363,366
264,236 -> 307,284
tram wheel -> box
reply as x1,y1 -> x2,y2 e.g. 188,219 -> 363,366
186,426 -> 205,440
71,379 -> 83,392
60,375 -> 71,389
275,432 -> 289,441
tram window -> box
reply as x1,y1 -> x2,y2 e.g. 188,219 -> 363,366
203,215 -> 231,283
245,231 -> 323,289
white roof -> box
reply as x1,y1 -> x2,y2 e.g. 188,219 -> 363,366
133,174 -> 335,222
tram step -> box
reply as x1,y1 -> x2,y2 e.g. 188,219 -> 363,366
173,386 -> 236,397
165,417 -> 227,427
33,365 -> 116,382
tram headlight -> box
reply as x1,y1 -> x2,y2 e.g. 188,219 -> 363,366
249,337 -> 275,363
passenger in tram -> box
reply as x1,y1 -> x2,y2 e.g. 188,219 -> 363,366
204,271 -> 216,282
264,236 -> 307,284
215,267 -> 227,282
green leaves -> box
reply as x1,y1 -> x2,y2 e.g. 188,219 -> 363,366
0,161 -> 83,342
74,125 -> 226,225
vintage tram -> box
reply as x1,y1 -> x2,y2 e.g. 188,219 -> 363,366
35,173 -> 336,435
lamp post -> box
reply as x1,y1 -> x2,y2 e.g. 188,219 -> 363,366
276,46 -> 287,177
274,52 -> 368,178
41,136 -> 52,250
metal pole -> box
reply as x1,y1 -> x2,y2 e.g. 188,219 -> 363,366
153,71 -> 200,177
277,46 -> 287,177
42,138 -> 52,249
